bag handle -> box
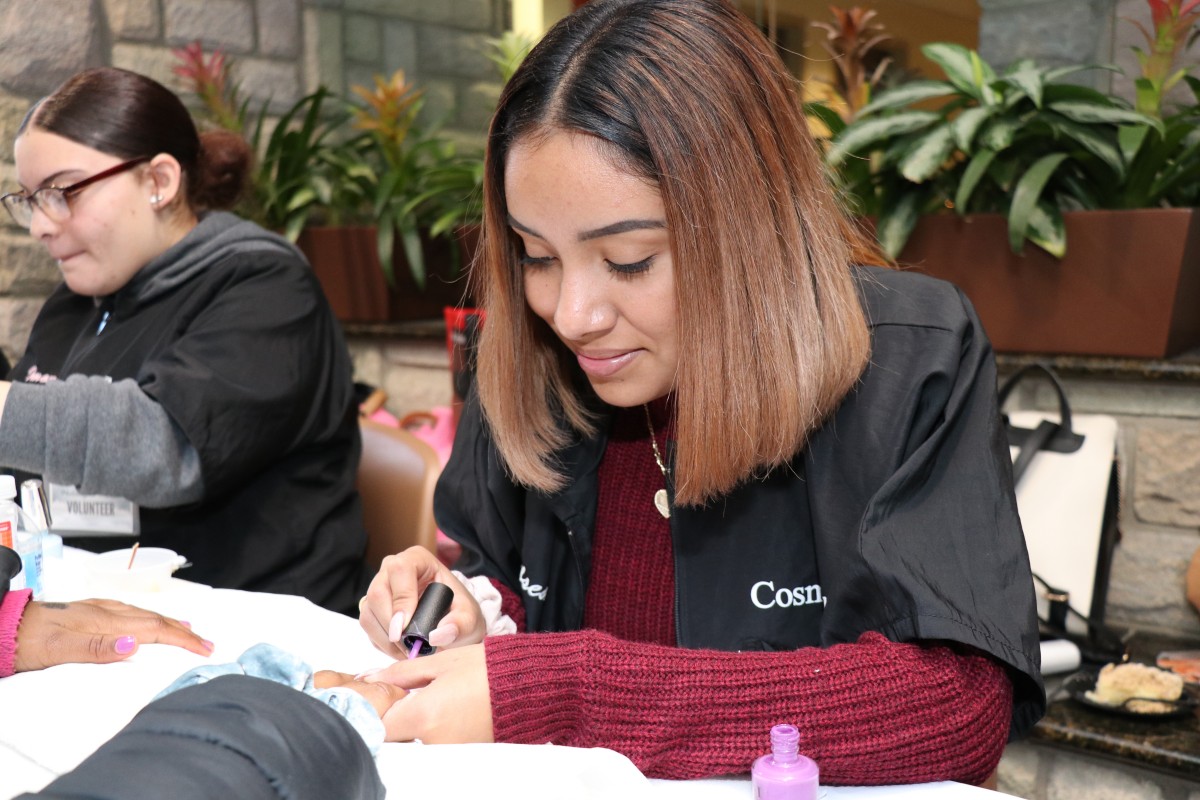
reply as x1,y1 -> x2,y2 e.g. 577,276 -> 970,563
999,363 -> 1085,461
1032,572 -> 1129,664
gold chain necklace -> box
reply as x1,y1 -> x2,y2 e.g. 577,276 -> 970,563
643,404 -> 671,519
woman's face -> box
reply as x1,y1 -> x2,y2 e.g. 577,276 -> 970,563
14,127 -> 163,297
506,131 -> 679,408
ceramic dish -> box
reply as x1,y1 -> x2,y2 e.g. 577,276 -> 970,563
1063,669 -> 1200,721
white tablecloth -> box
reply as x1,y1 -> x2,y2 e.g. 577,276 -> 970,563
0,553 -> 1003,799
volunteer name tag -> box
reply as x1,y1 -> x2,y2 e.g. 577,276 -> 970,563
47,483 -> 139,537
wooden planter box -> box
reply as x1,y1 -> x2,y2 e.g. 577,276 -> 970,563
298,226 -> 476,323
896,208 -> 1200,358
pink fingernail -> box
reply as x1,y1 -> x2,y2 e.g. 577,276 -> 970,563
387,612 -> 406,643
354,667 -> 385,680
202,640 -> 215,652
115,636 -> 136,655
428,623 -> 459,648
179,621 -> 192,628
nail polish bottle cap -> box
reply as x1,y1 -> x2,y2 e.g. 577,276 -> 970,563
402,582 -> 455,656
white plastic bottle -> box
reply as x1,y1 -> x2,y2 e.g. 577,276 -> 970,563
0,475 -> 47,597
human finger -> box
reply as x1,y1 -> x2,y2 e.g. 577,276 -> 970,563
359,546 -> 474,655
313,670 -> 409,718
372,645 -> 493,743
68,600 -> 213,655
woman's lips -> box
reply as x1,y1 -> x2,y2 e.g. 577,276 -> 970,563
576,349 -> 639,378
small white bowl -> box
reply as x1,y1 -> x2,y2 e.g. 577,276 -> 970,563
89,547 -> 188,593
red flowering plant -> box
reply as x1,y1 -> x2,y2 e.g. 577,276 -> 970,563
172,41 -> 365,240
172,41 -> 246,133
1127,0 -> 1200,116
811,6 -> 893,120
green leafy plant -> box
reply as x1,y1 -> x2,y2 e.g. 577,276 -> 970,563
345,70 -> 486,287
484,30 -> 537,84
825,43 -> 1166,259
172,41 -> 365,240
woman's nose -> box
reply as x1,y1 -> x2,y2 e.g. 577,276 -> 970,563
553,267 -> 616,341
28,204 -> 58,240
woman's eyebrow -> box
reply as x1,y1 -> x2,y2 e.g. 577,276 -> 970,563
507,214 -> 666,242
578,219 -> 666,241
18,169 -> 78,192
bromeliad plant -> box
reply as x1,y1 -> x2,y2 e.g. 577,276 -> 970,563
345,70 -> 485,287
825,43 -> 1169,259
810,6 -> 892,120
1127,0 -> 1200,117
173,41 -> 366,240
174,44 -> 483,288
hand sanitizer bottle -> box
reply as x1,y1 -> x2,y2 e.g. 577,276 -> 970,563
751,723 -> 819,800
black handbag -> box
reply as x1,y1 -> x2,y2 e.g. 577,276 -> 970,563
1000,363 -> 1127,664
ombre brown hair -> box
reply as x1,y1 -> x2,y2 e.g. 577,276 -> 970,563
476,0 -> 875,506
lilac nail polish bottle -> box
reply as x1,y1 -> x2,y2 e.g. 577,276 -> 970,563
752,723 -> 819,800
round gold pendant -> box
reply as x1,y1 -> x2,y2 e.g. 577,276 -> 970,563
654,488 -> 671,518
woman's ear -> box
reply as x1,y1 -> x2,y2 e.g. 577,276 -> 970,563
144,154 -> 184,210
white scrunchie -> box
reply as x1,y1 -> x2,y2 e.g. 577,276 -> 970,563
452,570 -> 517,636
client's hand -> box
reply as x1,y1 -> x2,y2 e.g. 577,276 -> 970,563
359,546 -> 486,659
313,670 -> 410,718
363,643 -> 493,743
14,598 -> 213,672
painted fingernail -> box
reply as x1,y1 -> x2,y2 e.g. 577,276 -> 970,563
354,667 -> 385,680
387,612 -> 406,643
115,636 -> 136,655
358,596 -> 368,612
179,621 -> 192,628
428,623 -> 459,648
202,639 -> 215,652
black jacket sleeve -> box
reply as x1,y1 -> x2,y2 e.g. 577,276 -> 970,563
17,675 -> 384,800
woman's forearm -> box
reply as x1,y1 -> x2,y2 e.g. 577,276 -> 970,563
0,376 -> 203,507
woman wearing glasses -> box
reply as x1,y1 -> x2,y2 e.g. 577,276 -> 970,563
0,67 -> 367,615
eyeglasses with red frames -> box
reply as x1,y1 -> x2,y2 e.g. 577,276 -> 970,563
1,156 -> 151,229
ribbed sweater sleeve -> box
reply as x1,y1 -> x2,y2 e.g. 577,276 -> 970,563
1,588 -> 33,678
486,629 -> 1011,784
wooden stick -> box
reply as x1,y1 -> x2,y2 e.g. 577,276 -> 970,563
126,542 -> 140,570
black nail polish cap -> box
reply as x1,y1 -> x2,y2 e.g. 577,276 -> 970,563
401,582 -> 455,657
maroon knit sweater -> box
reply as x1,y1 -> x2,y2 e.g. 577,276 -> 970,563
483,405 -> 1012,784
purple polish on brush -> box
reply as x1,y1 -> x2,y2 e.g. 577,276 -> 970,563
401,582 -> 454,659
751,724 -> 819,799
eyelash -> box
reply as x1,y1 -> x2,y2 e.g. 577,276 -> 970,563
518,255 -> 655,277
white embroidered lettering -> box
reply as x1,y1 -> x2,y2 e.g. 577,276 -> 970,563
749,580 -> 826,609
519,565 -> 547,601
23,365 -> 58,384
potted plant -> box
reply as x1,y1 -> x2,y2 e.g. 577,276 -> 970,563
174,44 -> 481,322
294,70 -> 481,321
819,1 -> 1200,358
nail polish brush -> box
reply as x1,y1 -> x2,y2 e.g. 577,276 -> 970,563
402,582 -> 454,659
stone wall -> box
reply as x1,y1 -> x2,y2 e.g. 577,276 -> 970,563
979,0 -> 1200,99
978,0 -> 1118,89
0,0 -> 505,366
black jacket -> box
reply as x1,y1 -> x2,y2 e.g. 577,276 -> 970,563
8,213 -> 367,614
19,675 -> 384,800
436,266 -> 1045,738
